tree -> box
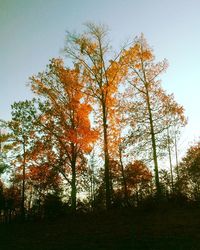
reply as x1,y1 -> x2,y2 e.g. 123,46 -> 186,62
125,160 -> 152,205
125,35 -> 186,196
109,159 -> 152,206
178,141 -> 200,201
64,23 -> 130,209
0,128 -> 9,176
162,96 -> 187,192
30,58 -> 97,211
5,100 -> 37,219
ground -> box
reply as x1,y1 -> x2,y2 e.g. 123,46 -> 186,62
1,206 -> 200,249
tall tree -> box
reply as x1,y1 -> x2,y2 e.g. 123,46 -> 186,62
177,141 -> 200,200
125,35 -> 186,196
0,126 -> 10,176
6,100 -> 37,219
163,95 -> 187,190
30,58 -> 97,211
64,23 -> 129,209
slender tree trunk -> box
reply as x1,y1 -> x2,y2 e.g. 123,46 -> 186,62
89,152 -> 95,211
167,128 -> 174,193
145,86 -> 160,196
21,138 -> 26,220
119,145 -> 129,205
90,169 -> 95,210
28,186 -> 33,214
71,157 -> 77,212
140,53 -> 161,196
174,132 -> 179,181
102,102 -> 111,209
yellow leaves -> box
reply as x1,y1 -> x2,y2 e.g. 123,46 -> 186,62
121,35 -> 154,69
75,36 -> 88,50
121,45 -> 139,65
30,57 -> 98,160
141,50 -> 152,61
134,63 -> 141,69
107,60 -> 124,87
87,42 -> 98,54
75,36 -> 97,55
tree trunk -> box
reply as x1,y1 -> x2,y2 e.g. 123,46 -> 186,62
89,152 -> 95,211
21,139 -> 26,220
145,86 -> 161,196
71,157 -> 77,212
167,128 -> 174,193
102,102 -> 111,209
174,132 -> 179,181
119,145 -> 129,206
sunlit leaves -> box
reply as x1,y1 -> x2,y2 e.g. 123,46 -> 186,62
30,57 -> 99,210
1,24 -> 189,211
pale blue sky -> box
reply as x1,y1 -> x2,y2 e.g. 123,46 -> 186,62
0,0 -> 199,156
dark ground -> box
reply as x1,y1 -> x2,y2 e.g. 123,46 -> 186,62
1,207 -> 200,250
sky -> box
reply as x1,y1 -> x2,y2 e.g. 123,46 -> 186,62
0,0 -> 199,158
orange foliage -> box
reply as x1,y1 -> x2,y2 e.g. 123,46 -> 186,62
126,160 -> 152,189
31,58 -> 98,156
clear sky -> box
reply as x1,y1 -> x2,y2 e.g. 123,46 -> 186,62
0,0 -> 199,157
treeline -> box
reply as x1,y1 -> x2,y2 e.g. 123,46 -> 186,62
0,23 -> 198,222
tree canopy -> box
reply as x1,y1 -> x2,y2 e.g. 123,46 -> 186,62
0,23 -> 194,220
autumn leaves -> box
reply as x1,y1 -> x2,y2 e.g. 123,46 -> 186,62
0,23 -> 186,213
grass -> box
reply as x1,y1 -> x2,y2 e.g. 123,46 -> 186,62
1,206 -> 200,249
